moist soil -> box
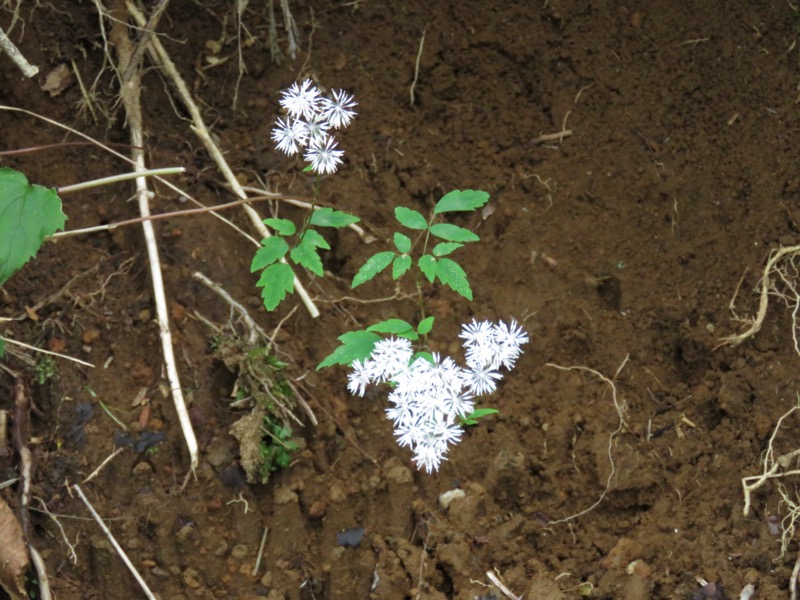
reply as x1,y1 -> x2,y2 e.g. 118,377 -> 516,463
1,1 -> 800,599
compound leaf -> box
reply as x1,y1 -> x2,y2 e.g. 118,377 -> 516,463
352,251 -> 395,288
394,206 -> 428,230
392,254 -> 412,280
251,237 -> 290,272
256,263 -> 295,310
0,168 -> 66,286
429,223 -> 479,243
432,242 -> 464,257
434,189 -> 490,214
309,207 -> 360,228
436,257 -> 473,300
301,229 -> 330,250
263,218 -> 296,236
418,254 -> 437,283
317,330 -> 382,369
393,232 -> 412,254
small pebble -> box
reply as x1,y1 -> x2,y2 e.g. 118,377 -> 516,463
308,500 -> 327,520
439,488 -> 466,510
132,461 -> 153,475
231,544 -> 249,560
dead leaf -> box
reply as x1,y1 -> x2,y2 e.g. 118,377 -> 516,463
40,63 -> 74,97
0,497 -> 29,599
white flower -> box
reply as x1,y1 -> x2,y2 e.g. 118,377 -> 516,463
320,89 -> 357,129
271,117 -> 308,156
491,320 -> 529,368
304,136 -> 344,175
279,79 -> 321,120
460,319 -> 494,347
463,363 -> 502,396
347,360 -> 371,397
413,443 -> 447,473
368,336 -> 413,381
304,114 -> 332,149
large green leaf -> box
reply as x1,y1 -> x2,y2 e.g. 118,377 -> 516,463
0,168 -> 66,285
429,223 -> 479,243
436,257 -> 473,300
392,254 -> 412,280
263,218 -> 296,236
367,319 -> 415,336
434,189 -> 490,214
251,237 -> 289,271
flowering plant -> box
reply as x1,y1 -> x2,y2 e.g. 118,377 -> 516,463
346,320 -> 528,472
257,80 -> 528,473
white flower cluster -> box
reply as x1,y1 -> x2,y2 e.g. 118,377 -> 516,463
271,79 -> 357,175
348,320 -> 528,473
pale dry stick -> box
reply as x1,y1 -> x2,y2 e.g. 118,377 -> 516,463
0,336 -> 94,367
125,0 -> 319,318
33,497 -> 77,564
82,446 -> 127,483
252,526 -> 269,576
741,401 -> 800,517
239,184 -> 376,243
792,550 -> 800,600
57,166 -> 185,194
545,355 -> 629,524
409,29 -> 426,106
106,3 -> 199,474
530,129 -> 574,145
485,570 -> 522,600
28,545 -> 52,600
721,244 -> 800,348
0,25 -> 38,76
192,271 -> 269,345
72,484 -> 157,600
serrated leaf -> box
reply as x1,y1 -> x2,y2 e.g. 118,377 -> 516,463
417,316 -> 435,335
418,254 -> 437,283
352,251 -> 395,288
432,242 -> 464,257
309,207 -> 360,228
436,257 -> 473,300
392,254 -> 412,279
263,218 -> 296,236
290,238 -> 324,276
434,189 -> 490,214
412,351 -> 434,365
317,330 -> 381,369
0,168 -> 66,286
367,319 -> 415,335
394,206 -> 428,230
0,338 -> 4,358
301,229 -> 330,250
461,407 -> 500,425
251,237 -> 290,272
429,223 -> 479,243
256,263 -> 295,310
393,232 -> 412,254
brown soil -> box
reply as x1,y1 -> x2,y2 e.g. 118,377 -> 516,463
2,1 -> 800,598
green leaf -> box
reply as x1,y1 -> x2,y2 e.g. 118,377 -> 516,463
429,223 -> 479,243
301,229 -> 330,250
394,206 -> 428,230
392,254 -> 412,279
417,316 -> 435,335
436,257 -> 473,300
432,242 -> 464,257
309,207 -> 360,228
352,251 -> 395,288
317,330 -> 382,369
412,351 -> 434,365
290,239 -> 324,276
434,189 -> 490,214
461,407 -> 500,426
251,237 -> 290,272
263,218 -> 296,236
367,319 -> 415,335
0,337 -> 4,358
0,168 -> 66,286
393,232 -> 412,254
418,254 -> 437,283
256,263 -> 295,310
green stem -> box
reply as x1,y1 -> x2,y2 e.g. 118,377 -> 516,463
57,167 -> 185,194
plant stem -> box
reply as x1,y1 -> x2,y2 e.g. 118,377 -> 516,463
57,167 -> 185,194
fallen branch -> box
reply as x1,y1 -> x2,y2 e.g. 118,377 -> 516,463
0,25 -> 39,77
103,0 -> 198,472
